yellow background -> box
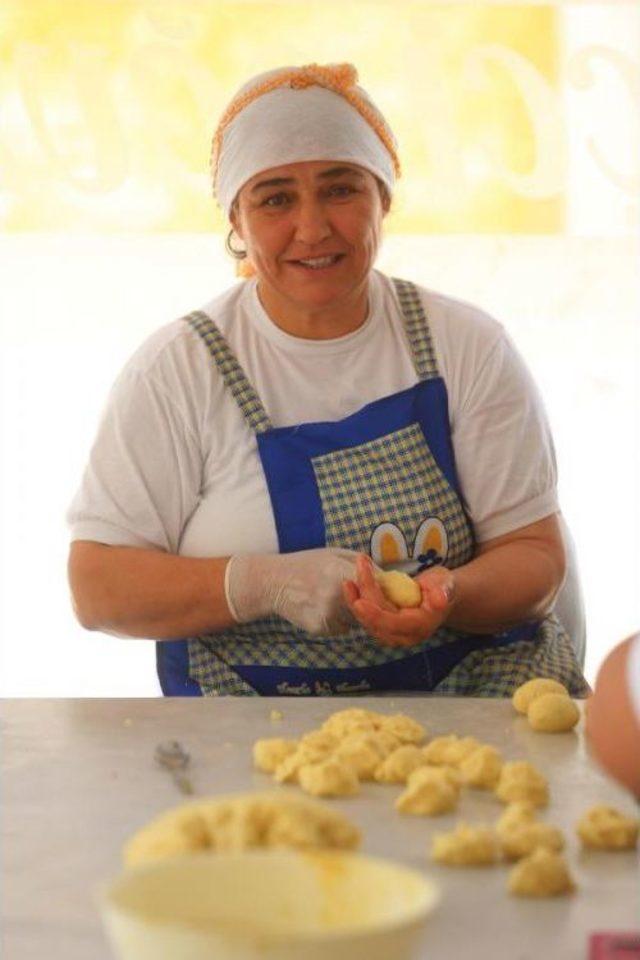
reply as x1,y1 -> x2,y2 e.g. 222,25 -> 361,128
1,1 -> 562,233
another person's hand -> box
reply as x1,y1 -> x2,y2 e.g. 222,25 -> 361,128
342,554 -> 455,648
224,548 -> 359,635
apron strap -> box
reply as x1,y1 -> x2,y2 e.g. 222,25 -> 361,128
392,278 -> 441,381
184,310 -> 273,433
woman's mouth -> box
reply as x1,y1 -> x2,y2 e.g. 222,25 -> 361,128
287,254 -> 345,271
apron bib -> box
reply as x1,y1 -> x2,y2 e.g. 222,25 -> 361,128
157,279 -> 589,698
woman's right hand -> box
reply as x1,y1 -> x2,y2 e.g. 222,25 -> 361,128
224,548 -> 361,636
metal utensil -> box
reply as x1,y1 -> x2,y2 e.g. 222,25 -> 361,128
154,740 -> 194,795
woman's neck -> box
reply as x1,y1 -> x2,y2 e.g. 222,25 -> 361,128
256,279 -> 369,340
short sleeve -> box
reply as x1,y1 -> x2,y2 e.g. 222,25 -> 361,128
66,365 -> 202,554
451,331 -> 559,543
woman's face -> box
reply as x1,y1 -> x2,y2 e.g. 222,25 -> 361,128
230,160 -> 389,320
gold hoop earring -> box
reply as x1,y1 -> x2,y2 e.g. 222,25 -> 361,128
225,229 -> 247,260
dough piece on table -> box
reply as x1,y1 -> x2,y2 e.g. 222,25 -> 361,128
123,792 -> 361,866
423,734 -> 479,766
321,708 -> 384,738
496,802 -> 538,835
379,713 -> 427,745
298,758 -> 360,798
512,678 -> 569,715
334,732 -> 386,780
576,805 -> 639,850
500,822 -> 565,861
459,745 -> 503,788
495,761 -> 549,807
274,741 -> 334,783
253,738 -> 298,774
396,766 -> 460,816
507,848 -> 575,897
374,745 -> 428,784
269,709 -> 283,721
376,570 -> 422,608
527,694 -> 580,733
431,823 -> 500,866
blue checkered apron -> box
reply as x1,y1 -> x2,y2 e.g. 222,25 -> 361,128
157,278 -> 589,698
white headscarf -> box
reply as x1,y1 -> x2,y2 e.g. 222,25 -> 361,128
211,63 -> 400,216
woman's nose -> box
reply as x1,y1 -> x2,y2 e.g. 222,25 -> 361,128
293,199 -> 332,245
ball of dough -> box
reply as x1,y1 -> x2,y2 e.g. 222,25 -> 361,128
512,678 -> 569,715
500,822 -> 565,861
423,734 -> 480,766
431,823 -> 499,866
123,792 -> 361,866
507,848 -> 575,897
527,693 -> 580,733
495,762 -> 549,807
576,805 -> 639,850
252,738 -> 298,774
459,745 -> 503,789
298,759 -> 360,798
374,745 -> 428,784
380,713 -> 427,745
396,766 -> 460,816
334,733 -> 386,780
376,570 -> 422,608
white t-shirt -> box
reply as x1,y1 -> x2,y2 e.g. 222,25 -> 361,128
67,270 -> 559,558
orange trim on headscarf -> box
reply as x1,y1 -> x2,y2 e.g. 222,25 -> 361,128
210,62 -> 401,195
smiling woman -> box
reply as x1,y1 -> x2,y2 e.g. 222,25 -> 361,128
66,61 -> 589,699
229,161 -> 389,339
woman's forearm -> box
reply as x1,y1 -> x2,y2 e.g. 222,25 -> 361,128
444,531 -> 565,634
68,542 -> 235,639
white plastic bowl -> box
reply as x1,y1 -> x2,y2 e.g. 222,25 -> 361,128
100,848 -> 440,960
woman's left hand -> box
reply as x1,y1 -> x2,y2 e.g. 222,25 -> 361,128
342,554 -> 455,648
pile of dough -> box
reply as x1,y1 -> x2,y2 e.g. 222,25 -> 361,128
374,745 -> 428,784
376,570 -> 422,608
512,678 -> 569,715
253,738 -> 298,774
431,823 -> 499,866
459,745 -> 503,789
495,761 -> 549,807
507,848 -> 575,897
334,733 -> 386,780
527,693 -> 580,733
123,791 -> 361,867
396,766 -> 460,816
576,805 -> 639,850
254,707 -> 427,798
298,758 -> 360,798
423,734 -> 480,766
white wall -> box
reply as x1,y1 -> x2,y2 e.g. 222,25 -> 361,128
1,232 -> 638,695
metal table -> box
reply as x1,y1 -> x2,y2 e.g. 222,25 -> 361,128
2,697 -> 638,959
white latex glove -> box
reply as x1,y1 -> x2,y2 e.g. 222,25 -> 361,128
224,548 -> 362,636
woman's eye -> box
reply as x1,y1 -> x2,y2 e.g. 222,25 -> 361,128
328,185 -> 355,197
263,193 -> 290,207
